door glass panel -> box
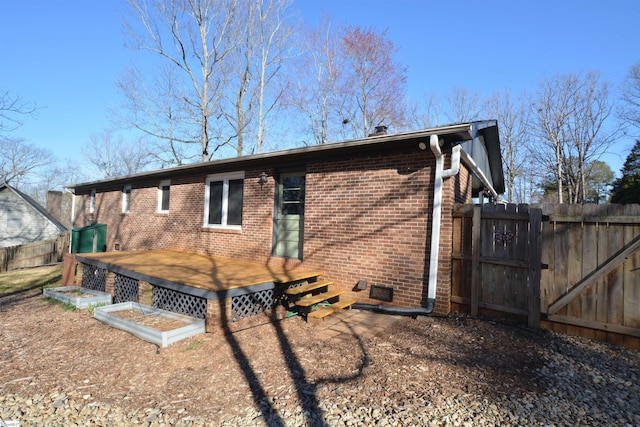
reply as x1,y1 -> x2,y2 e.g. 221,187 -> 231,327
281,176 -> 305,216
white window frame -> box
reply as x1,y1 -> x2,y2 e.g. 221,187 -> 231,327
158,180 -> 171,213
90,189 -> 96,214
203,172 -> 244,230
122,185 -> 131,214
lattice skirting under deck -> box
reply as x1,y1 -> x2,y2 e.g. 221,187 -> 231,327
81,263 -> 107,292
152,286 -> 207,319
231,289 -> 276,322
114,274 -> 139,304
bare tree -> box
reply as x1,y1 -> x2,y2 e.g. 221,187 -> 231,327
531,74 -> 577,203
116,63 -> 201,166
122,0 -> 291,161
0,91 -> 47,186
619,62 -> 640,133
253,0 -> 293,154
445,87 -> 484,123
285,14 -> 344,145
340,26 -> 408,138
123,0 -> 240,162
82,130 -> 154,179
0,137 -> 51,187
24,159 -> 91,208
407,92 -> 443,130
220,0 -> 293,155
564,73 -> 617,203
531,72 -> 617,204
485,90 -> 530,203
0,91 -> 38,135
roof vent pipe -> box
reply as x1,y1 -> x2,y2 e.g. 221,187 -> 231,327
427,134 -> 461,309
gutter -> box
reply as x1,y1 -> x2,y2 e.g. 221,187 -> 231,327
459,150 -> 499,200
427,134 -> 462,309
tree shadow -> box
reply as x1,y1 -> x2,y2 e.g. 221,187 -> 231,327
215,289 -> 286,426
198,253 -> 374,426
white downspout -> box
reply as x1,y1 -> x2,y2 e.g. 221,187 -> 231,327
66,188 -> 75,253
427,134 -> 461,309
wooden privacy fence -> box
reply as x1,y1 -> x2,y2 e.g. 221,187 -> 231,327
535,204 -> 640,347
452,203 -> 640,348
0,232 -> 69,272
451,204 -> 542,328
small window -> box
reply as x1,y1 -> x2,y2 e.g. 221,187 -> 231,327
7,210 -> 21,229
90,189 -> 96,214
204,172 -> 244,228
122,185 -> 131,214
158,180 -> 170,213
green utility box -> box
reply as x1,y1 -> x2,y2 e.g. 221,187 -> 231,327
71,224 -> 107,254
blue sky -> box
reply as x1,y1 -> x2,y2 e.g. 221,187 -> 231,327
1,0 -> 639,174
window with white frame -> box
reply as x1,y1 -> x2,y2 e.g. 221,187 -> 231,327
204,172 -> 244,228
158,180 -> 170,213
122,185 -> 131,214
90,189 -> 96,214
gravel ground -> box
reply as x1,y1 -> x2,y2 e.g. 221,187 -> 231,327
1,276 -> 639,426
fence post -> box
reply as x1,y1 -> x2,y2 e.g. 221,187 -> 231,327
1,248 -> 6,272
528,208 -> 542,328
470,205 -> 481,317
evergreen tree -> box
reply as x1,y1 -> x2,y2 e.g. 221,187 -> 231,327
610,140 -> 640,204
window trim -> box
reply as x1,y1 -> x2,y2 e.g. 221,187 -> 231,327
158,180 -> 171,213
122,185 -> 131,214
203,172 -> 244,230
90,189 -> 96,214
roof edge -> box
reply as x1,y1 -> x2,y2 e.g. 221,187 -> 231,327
69,121 -> 501,192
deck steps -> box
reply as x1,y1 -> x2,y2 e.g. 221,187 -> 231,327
284,279 -> 332,296
307,299 -> 357,320
295,289 -> 344,307
284,275 -> 355,321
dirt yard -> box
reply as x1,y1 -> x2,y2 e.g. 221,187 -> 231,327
1,266 -> 639,426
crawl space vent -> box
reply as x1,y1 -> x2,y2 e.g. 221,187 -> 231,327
369,285 -> 393,302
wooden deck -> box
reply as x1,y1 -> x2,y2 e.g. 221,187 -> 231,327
78,249 -> 321,293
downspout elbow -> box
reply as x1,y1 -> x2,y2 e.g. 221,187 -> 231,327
441,145 -> 461,178
430,134 -> 442,158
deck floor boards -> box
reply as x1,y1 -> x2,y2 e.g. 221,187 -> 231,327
79,250 -> 322,292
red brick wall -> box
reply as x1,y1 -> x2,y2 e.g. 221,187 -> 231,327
73,146 -> 464,313
454,163 -> 473,204
299,151 -> 434,308
75,170 -> 276,261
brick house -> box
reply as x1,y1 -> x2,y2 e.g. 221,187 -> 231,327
68,121 -> 503,319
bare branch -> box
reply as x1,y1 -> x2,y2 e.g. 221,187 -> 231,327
0,91 -> 38,134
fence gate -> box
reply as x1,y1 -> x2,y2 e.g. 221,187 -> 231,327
452,203 -> 542,327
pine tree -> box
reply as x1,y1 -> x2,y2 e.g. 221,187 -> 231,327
610,140 -> 640,204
